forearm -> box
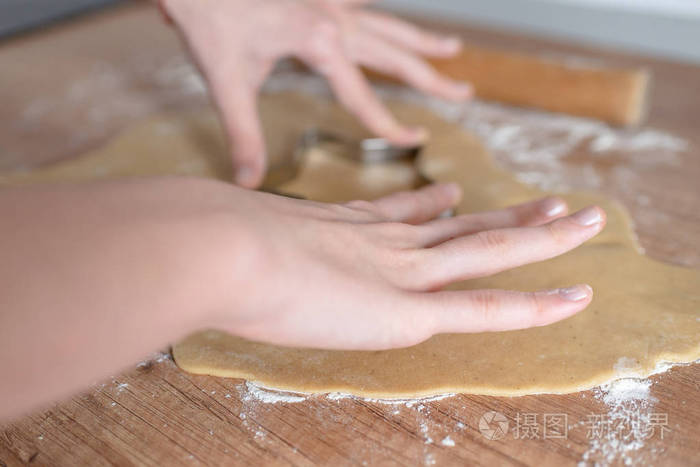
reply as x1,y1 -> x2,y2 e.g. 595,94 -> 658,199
0,177 -> 251,421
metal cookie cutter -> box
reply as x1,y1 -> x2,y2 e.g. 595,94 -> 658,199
262,128 -> 425,197
296,128 -> 423,164
262,128 -> 454,217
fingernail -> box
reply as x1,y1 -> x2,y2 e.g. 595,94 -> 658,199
235,166 -> 255,186
558,284 -> 592,302
571,206 -> 602,226
540,197 -> 566,217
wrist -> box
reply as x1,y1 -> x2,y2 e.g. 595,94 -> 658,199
165,178 -> 263,334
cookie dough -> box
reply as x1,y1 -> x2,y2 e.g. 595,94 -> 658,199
4,92 -> 698,397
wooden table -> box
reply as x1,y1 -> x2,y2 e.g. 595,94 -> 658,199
1,3 -> 698,465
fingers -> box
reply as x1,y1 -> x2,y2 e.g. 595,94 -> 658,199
356,10 -> 463,58
354,35 -> 472,101
405,206 -> 606,290
310,49 -> 427,146
415,196 -> 568,247
370,183 -> 462,223
413,284 -> 592,335
210,81 -> 267,188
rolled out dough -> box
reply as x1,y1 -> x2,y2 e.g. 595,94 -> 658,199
3,92 -> 698,397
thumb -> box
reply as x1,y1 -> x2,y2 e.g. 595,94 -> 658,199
215,84 -> 267,188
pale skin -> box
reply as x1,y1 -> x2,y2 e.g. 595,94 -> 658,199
0,0 -> 607,421
160,0 -> 473,187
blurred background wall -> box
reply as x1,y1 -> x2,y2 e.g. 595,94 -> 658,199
382,0 -> 700,63
1,0 -> 699,63
0,0 -> 120,37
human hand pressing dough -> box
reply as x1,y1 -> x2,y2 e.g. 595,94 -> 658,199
0,176 -> 602,419
213,182 -> 606,350
159,0 -> 472,187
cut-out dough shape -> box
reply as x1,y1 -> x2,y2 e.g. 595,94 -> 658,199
3,92 -> 698,397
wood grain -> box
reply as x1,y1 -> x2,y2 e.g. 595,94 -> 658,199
2,355 -> 698,466
0,3 -> 698,466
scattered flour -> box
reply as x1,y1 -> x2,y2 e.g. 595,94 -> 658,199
599,378 -> 655,406
241,381 -> 456,407
326,391 -> 455,407
242,382 -> 307,404
613,356 -> 643,376
440,436 -> 455,447
136,351 -> 172,368
420,422 -> 434,444
576,360 -> 700,465
613,357 -> 696,380
579,377 -> 658,466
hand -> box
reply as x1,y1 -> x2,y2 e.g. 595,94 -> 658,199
160,0 -> 472,187
0,178 -> 603,419
211,182 -> 606,350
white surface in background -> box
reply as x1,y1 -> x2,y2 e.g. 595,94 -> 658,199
551,0 -> 700,17
380,0 -> 700,63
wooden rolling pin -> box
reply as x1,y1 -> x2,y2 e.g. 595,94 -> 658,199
367,45 -> 651,126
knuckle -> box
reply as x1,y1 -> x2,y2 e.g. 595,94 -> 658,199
528,292 -> 548,325
471,290 -> 501,324
325,204 -> 376,223
510,205 -> 532,226
375,222 -> 422,248
382,245 -> 419,270
305,19 -> 341,64
380,248 -> 432,289
390,296 -> 435,346
545,221 -> 569,246
376,221 -> 411,238
474,229 -> 509,252
344,199 -> 379,215
395,223 -> 422,244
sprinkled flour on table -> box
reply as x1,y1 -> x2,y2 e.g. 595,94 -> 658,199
579,377 -> 658,466
327,392 -> 455,407
242,380 -> 456,407
576,359 -> 700,465
440,435 -> 455,447
136,351 -> 172,368
242,381 -> 307,404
